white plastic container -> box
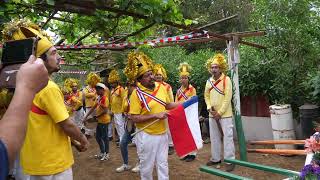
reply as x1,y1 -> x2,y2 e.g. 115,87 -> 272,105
269,104 -> 296,150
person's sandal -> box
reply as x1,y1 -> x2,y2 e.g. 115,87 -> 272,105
225,163 -> 235,172
206,160 -> 221,166
185,155 -> 196,162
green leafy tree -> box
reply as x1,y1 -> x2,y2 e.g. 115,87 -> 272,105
239,0 -> 320,112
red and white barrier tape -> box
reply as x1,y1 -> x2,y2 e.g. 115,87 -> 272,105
0,32 -> 208,50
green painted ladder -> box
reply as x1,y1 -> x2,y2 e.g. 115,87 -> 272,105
200,159 -> 299,179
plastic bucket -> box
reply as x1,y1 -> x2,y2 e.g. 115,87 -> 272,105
269,104 -> 296,149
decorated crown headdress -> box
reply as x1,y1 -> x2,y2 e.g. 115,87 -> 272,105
153,64 -> 167,80
2,18 -> 53,57
108,69 -> 121,84
86,72 -> 101,87
205,53 -> 228,73
178,62 -> 192,77
124,51 -> 154,82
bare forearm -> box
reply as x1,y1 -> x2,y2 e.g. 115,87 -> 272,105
0,89 -> 35,166
130,114 -> 158,123
83,105 -> 96,119
59,120 -> 87,144
96,109 -> 108,118
165,102 -> 180,110
85,93 -> 95,98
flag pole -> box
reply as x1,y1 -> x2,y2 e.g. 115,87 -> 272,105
131,118 -> 162,137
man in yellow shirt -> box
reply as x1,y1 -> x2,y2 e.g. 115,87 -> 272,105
175,62 -> 197,162
83,83 -> 111,161
124,52 -> 178,180
153,64 -> 175,155
83,72 -> 101,119
2,19 -> 89,179
108,70 -> 126,143
204,53 -> 235,172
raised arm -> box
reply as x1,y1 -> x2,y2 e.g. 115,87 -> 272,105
0,55 -> 48,167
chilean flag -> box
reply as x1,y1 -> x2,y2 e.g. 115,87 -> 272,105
168,96 -> 203,157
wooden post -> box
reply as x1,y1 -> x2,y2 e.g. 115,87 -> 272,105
227,36 -> 247,161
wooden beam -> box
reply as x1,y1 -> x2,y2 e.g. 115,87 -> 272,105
247,149 -> 306,155
225,30 -> 266,38
239,39 -> 266,49
224,159 -> 300,177
198,14 -> 238,30
249,140 -> 305,145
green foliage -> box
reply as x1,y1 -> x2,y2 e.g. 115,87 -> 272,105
239,0 -> 320,111
178,0 -> 253,51
0,1 -> 185,43
304,71 -> 320,104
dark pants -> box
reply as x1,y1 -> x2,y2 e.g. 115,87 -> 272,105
96,123 -> 109,154
120,128 -> 133,165
206,119 -> 210,138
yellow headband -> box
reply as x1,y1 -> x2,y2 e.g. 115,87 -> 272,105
178,62 -> 192,77
206,53 -> 228,73
108,69 -> 120,84
2,19 -> 53,57
153,64 -> 167,80
124,51 -> 154,82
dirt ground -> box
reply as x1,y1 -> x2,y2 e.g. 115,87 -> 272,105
72,135 -> 305,180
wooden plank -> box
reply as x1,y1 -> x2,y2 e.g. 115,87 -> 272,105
224,159 -> 300,177
199,166 -> 252,180
240,40 -> 266,49
225,30 -> 266,38
198,14 -> 238,30
247,149 -> 306,155
250,140 -> 305,145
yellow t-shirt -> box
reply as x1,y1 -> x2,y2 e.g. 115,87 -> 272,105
20,80 -> 73,175
122,97 -> 130,113
104,87 -> 110,99
84,85 -> 97,107
161,82 -> 174,103
129,82 -> 170,135
204,73 -> 233,118
64,98 -> 74,115
175,84 -> 197,103
96,95 -> 111,124
70,91 -> 83,110
110,85 -> 126,114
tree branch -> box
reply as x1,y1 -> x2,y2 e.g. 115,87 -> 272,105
198,14 -> 238,30
73,29 -> 95,45
111,22 -> 156,43
41,10 -> 58,28
39,13 -> 73,23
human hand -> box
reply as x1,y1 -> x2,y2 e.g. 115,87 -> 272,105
208,109 -> 215,116
213,111 -> 221,120
78,135 -> 89,152
16,55 -> 48,94
154,112 -> 168,119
